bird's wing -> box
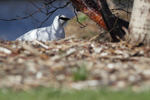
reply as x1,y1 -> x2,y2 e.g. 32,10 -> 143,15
17,29 -> 38,41
36,27 -> 50,41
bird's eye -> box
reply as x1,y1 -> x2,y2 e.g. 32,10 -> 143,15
59,17 -> 70,20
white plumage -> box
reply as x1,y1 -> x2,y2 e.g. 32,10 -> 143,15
16,15 -> 70,41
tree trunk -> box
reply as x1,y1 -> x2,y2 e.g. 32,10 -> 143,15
125,0 -> 150,46
70,0 -> 108,30
69,0 -> 129,42
97,0 -> 127,41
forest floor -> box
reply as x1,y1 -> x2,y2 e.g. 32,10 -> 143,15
0,14 -> 150,93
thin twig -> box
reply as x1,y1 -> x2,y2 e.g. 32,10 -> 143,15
33,40 -> 49,49
73,4 -> 87,28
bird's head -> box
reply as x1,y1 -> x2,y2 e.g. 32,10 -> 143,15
54,15 -> 70,26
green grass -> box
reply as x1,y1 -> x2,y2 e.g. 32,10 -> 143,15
73,65 -> 87,81
76,14 -> 90,23
0,87 -> 150,100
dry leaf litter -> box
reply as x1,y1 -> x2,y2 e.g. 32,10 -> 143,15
0,36 -> 150,92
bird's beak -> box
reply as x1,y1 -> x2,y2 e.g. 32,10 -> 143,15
66,18 -> 70,20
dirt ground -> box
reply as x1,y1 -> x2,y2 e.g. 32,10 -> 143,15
65,14 -> 109,41
0,34 -> 150,92
1,13 -> 150,92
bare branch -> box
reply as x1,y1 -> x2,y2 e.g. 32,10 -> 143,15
73,5 -> 87,28
0,4 -> 46,21
0,0 -> 70,28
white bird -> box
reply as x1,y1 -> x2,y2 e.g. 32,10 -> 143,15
16,15 -> 70,41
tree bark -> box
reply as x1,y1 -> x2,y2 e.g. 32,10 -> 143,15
69,0 -> 129,42
97,0 -> 127,41
125,0 -> 150,46
70,0 -> 108,30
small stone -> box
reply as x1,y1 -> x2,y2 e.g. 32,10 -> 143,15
143,69 -> 150,77
36,71 -> 43,79
66,48 -> 76,55
93,47 -> 103,53
116,81 -> 126,88
56,75 -> 65,81
107,63 -> 114,69
0,47 -> 11,54
100,52 -> 108,56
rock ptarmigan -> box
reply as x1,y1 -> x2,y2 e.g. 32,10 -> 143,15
16,15 -> 70,41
